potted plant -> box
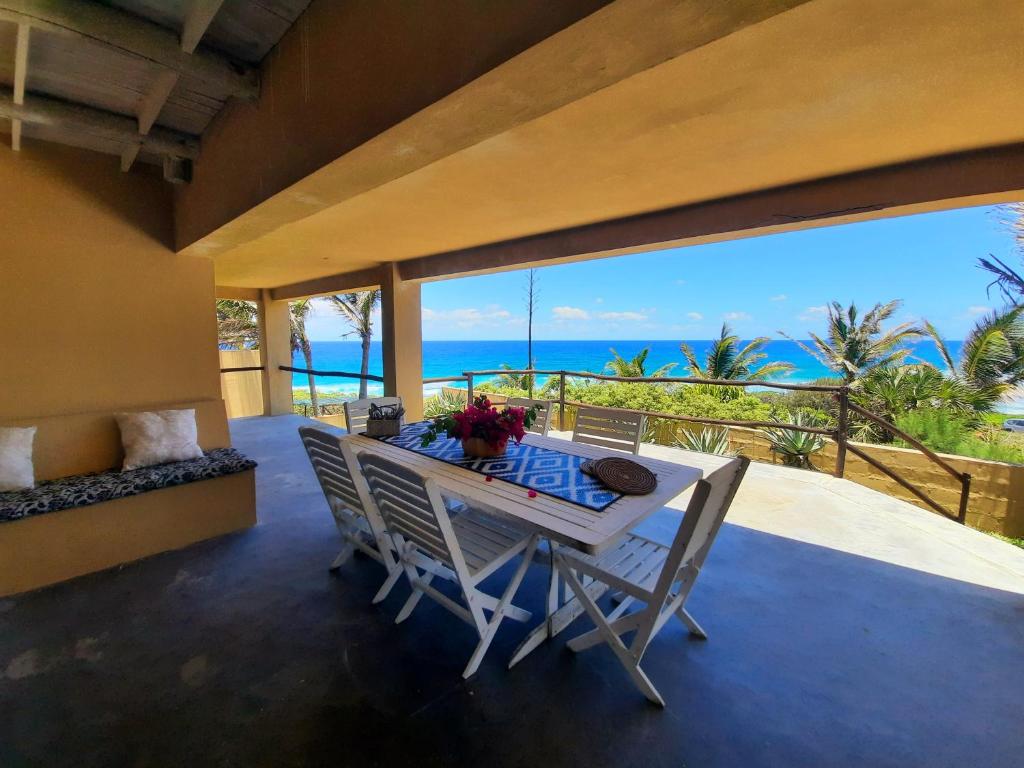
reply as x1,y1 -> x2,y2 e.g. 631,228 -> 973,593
421,395 -> 539,458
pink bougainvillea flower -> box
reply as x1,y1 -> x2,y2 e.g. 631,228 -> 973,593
527,490 -> 538,498
485,476 -> 493,482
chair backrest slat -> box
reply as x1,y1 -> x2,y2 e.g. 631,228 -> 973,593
506,398 -> 553,436
343,397 -> 404,435
358,452 -> 462,571
572,406 -> 645,454
299,426 -> 369,516
658,456 -> 749,596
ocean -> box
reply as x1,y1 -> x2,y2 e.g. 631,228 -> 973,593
292,338 -> 965,397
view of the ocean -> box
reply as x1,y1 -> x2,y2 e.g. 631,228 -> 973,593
293,338 -> 965,397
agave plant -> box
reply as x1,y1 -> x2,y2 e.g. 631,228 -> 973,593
674,426 -> 736,456
423,389 -> 468,418
762,412 -> 826,469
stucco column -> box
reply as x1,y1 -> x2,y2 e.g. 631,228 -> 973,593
380,263 -> 423,421
257,289 -> 294,416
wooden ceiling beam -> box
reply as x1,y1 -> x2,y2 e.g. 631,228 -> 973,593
122,0 -> 225,173
10,22 -> 28,150
181,0 -> 226,55
0,0 -> 257,100
0,86 -> 199,159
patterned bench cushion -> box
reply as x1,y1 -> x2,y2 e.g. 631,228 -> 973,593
0,448 -> 257,523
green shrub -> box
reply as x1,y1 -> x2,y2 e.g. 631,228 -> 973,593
895,409 -> 1024,464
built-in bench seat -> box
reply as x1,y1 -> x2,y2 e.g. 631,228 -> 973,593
0,448 -> 256,523
0,400 -> 258,597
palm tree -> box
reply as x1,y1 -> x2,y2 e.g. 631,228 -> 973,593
781,300 -> 922,383
216,299 -> 259,349
605,347 -> 676,378
327,290 -> 381,399
978,203 -> 1024,302
493,363 -> 534,393
681,323 -> 794,382
289,300 -> 318,414
923,306 -> 1024,413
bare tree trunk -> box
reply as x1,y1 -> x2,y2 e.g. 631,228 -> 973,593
359,332 -> 371,400
301,339 -> 319,414
525,269 -> 538,397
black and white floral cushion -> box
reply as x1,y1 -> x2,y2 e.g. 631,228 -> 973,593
0,448 -> 257,523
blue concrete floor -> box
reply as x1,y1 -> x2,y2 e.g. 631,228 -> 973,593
2,414 -> 1023,767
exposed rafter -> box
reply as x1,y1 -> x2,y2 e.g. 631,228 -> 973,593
123,0 -> 226,173
0,0 -> 257,100
0,87 -> 199,158
9,22 -> 28,150
181,0 -> 226,55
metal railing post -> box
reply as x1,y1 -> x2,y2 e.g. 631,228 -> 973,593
465,372 -> 474,405
835,386 -> 849,478
958,473 -> 971,524
559,371 -> 567,431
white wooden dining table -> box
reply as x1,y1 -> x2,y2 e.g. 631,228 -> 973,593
348,430 -> 703,666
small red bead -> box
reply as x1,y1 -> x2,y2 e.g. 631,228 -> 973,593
527,490 -> 537,498
485,476 -> 493,482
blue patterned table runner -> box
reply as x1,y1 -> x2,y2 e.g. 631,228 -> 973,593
373,422 -> 622,512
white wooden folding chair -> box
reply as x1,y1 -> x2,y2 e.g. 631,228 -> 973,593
554,456 -> 749,705
343,396 -> 404,435
572,405 -> 645,454
506,397 -> 553,436
357,452 -> 540,678
298,427 -> 404,603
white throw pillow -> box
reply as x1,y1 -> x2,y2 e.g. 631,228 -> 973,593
116,409 -> 204,471
0,426 -> 37,492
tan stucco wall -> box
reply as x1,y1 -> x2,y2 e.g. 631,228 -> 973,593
219,349 -> 264,418
0,141 -> 223,445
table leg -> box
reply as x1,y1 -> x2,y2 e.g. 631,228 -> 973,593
508,544 -> 611,668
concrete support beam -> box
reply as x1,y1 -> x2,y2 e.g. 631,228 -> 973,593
256,289 -> 293,416
396,143 -> 1024,282
270,266 -> 384,301
379,263 -> 423,422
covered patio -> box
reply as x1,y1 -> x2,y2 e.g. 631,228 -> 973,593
3,415 -> 1022,767
2,1 -> 1024,765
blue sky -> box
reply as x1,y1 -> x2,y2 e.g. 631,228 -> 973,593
304,204 -> 1020,342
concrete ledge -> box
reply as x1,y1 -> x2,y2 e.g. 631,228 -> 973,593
0,469 -> 256,597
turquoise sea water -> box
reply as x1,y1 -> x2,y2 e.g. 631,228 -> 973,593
292,338 -> 965,397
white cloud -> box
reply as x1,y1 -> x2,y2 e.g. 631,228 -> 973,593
552,306 -> 591,321
686,311 -> 703,321
422,305 -> 518,329
799,305 -> 829,322
594,297 -> 604,304
967,305 -> 991,316
597,311 -> 647,322
723,311 -> 752,322
770,294 -> 788,302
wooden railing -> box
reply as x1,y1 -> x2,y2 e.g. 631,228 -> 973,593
457,368 -> 971,524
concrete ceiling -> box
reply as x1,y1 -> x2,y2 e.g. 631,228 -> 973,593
205,0 -> 1024,289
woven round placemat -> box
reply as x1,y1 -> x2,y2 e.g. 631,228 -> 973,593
583,457 -> 657,495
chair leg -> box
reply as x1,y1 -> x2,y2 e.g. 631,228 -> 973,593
330,542 -> 355,570
567,609 -> 644,653
475,592 -> 531,623
462,536 -> 539,678
558,557 -> 665,706
396,571 -> 433,624
372,566 -> 403,604
675,606 -> 707,639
